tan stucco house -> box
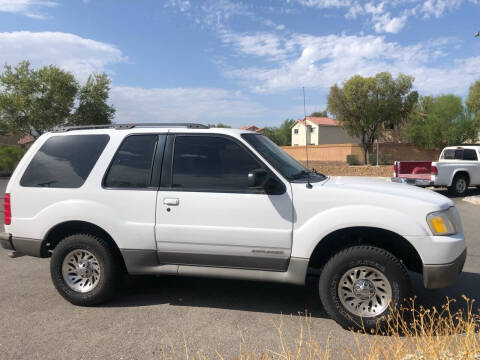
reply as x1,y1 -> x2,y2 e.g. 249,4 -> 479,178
291,116 -> 360,146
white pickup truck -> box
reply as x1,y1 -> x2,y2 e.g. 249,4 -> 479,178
0,124 -> 466,330
392,145 -> 480,196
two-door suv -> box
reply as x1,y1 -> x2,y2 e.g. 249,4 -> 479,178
0,123 -> 466,329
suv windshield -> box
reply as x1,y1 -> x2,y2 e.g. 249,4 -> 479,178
242,134 -> 326,181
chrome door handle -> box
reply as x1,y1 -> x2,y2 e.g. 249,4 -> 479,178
163,198 -> 179,206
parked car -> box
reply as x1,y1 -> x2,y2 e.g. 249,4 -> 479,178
1,123 -> 466,330
392,145 -> 480,196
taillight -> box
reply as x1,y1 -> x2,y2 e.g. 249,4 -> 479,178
431,166 -> 438,175
3,193 -> 11,225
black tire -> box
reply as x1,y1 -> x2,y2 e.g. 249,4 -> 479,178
319,246 -> 410,331
449,174 -> 469,196
50,233 -> 122,306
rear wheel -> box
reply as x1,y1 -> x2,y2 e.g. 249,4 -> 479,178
449,174 -> 469,196
319,246 -> 410,331
50,233 -> 122,306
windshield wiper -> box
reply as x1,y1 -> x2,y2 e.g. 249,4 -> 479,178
291,169 -> 327,181
35,180 -> 58,187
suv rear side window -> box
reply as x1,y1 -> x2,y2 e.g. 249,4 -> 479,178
104,135 -> 161,188
171,135 -> 261,191
20,135 -> 109,188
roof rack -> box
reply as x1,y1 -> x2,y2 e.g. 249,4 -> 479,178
54,123 -> 209,132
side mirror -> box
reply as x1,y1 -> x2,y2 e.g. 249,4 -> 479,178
248,169 -> 269,188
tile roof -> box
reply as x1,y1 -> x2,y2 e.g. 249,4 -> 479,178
239,125 -> 264,133
296,116 -> 339,127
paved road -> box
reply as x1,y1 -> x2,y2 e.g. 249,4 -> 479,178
0,179 -> 479,359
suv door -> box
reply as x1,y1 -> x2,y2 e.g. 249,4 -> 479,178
155,134 -> 293,271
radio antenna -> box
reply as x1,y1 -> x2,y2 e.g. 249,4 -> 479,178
303,87 -> 312,189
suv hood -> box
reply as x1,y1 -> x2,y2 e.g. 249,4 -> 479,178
290,176 -> 455,237
291,176 -> 453,216
324,176 -> 452,209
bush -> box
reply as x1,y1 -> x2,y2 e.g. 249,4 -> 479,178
346,154 -> 360,165
0,145 -> 26,175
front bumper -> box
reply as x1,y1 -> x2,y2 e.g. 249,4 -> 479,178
423,249 -> 466,289
391,177 -> 433,187
0,232 -> 42,257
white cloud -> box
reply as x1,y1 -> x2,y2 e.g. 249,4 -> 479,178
221,31 -> 480,96
0,31 -> 127,82
420,0 -> 463,18
0,0 -> 58,19
345,1 -> 363,19
293,0 -> 479,33
220,31 -> 296,61
295,0 -> 352,8
110,87 -> 270,126
165,0 -> 191,12
372,13 -> 408,33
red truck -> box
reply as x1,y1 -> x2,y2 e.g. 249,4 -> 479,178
392,145 -> 480,196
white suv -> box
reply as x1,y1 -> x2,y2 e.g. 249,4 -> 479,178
0,123 -> 467,329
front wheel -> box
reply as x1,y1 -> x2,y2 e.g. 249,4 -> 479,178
50,233 -> 122,306
319,246 -> 410,330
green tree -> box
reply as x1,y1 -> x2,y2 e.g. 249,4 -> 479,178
0,61 -> 78,137
0,145 -> 26,174
327,72 -> 417,164
467,80 -> 480,118
263,119 -> 295,146
405,95 -> 478,149
69,73 -> 115,126
311,110 -> 327,117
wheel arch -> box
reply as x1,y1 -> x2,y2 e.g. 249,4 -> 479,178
308,226 -> 423,274
41,220 -> 126,270
449,170 -> 470,187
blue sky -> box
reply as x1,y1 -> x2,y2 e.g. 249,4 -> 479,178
0,0 -> 479,127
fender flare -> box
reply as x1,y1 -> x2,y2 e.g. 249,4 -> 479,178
291,204 -> 429,260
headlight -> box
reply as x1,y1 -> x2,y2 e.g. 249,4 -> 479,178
427,208 -> 458,236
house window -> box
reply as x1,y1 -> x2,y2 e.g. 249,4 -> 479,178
294,129 -> 299,134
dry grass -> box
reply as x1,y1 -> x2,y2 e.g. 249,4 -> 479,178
157,297 -> 480,360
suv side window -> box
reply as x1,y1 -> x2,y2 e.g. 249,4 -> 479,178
171,135 -> 262,192
104,135 -> 162,188
20,135 -> 109,188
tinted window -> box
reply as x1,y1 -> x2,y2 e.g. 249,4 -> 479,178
172,136 -> 261,191
21,135 -> 109,188
104,135 -> 160,188
242,134 -> 317,180
442,149 -> 455,159
463,149 -> 478,161
442,149 -> 478,161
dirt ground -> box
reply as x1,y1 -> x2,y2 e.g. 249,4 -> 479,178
301,162 -> 393,177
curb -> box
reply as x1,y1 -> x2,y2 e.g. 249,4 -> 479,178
462,196 -> 480,205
